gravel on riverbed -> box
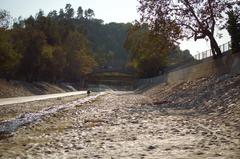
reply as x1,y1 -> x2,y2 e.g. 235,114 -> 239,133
0,74 -> 239,158
0,94 -> 90,122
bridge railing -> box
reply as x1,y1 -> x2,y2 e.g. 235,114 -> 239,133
92,67 -> 135,74
194,41 -> 231,60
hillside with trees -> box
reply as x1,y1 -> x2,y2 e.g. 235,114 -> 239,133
0,3 -> 195,83
0,4 -> 133,82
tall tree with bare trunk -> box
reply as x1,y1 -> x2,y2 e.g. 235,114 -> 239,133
138,0 -> 239,58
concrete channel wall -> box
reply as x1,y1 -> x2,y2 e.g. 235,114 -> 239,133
136,53 -> 240,87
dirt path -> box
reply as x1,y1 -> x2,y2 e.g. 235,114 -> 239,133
0,92 -> 239,159
0,91 -> 86,106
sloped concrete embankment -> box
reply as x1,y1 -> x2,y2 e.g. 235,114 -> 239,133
137,53 -> 240,87
0,80 -> 79,98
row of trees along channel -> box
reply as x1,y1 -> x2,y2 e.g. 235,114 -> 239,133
0,4 -> 132,82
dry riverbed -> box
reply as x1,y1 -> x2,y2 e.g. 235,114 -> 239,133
0,88 -> 239,158
0,74 -> 240,158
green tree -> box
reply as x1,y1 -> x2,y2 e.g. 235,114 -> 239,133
13,16 -> 25,29
77,6 -> 83,19
58,9 -> 65,20
84,9 -> 95,19
35,12 -> 61,45
51,47 -> 67,80
125,24 -> 169,77
168,47 -> 194,66
65,4 -> 74,19
0,10 -> 20,79
0,29 -> 20,79
64,31 -> 96,80
38,45 -> 67,81
227,10 -> 240,54
24,16 -> 35,28
0,9 -> 11,29
36,9 -> 44,20
48,10 -> 58,20
19,29 -> 46,81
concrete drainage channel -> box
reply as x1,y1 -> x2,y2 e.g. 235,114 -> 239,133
0,92 -> 106,136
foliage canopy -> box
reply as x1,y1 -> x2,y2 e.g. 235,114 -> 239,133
138,0 -> 240,58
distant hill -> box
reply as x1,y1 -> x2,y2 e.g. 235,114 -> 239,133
76,20 -> 132,68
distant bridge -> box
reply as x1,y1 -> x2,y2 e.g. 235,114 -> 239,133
92,67 -> 135,75
88,67 -> 136,89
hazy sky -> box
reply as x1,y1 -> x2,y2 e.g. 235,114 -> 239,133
1,0 -> 230,56
1,0 -> 139,23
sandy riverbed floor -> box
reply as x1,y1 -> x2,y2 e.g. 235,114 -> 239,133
0,74 -> 240,158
